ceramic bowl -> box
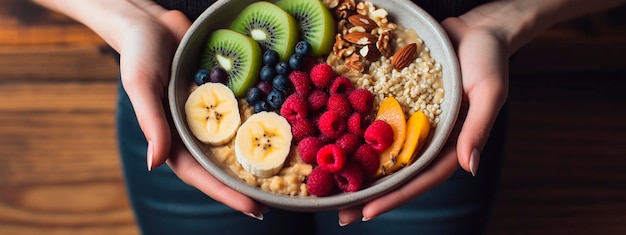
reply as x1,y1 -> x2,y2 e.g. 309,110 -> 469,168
169,0 -> 461,212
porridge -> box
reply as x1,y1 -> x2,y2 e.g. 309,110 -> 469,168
186,0 -> 445,197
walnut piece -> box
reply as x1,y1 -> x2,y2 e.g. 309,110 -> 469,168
377,30 -> 392,56
329,1 -> 399,73
335,0 -> 356,19
344,53 -> 364,72
323,0 -> 340,9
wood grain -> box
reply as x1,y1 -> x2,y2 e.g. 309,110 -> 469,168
0,1 -> 136,234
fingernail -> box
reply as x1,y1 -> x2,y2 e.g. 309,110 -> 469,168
469,148 -> 480,176
243,212 -> 264,221
147,142 -> 154,171
338,219 -> 349,227
362,217 -> 371,222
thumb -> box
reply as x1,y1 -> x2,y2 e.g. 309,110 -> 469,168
120,45 -> 172,171
157,10 -> 192,42
454,48 -> 508,176
442,17 -> 509,175
456,83 -> 506,176
119,11 -> 191,171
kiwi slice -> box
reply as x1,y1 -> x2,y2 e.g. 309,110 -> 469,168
276,0 -> 336,57
201,29 -> 261,98
230,2 -> 299,61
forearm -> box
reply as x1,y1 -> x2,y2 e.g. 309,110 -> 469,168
30,0 -> 161,52
459,0 -> 626,55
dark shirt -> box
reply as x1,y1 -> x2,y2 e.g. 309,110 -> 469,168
153,0 -> 488,22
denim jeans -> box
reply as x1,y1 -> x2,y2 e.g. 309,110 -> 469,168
115,77 -> 507,235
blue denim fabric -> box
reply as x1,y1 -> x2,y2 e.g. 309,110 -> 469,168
115,73 -> 507,235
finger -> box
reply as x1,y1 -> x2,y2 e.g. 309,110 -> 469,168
157,10 -> 192,42
120,47 -> 172,171
440,17 -> 468,47
166,142 -> 264,216
360,146 -> 459,220
456,80 -> 507,175
454,36 -> 508,175
442,17 -> 509,174
337,205 -> 364,226
119,10 -> 190,170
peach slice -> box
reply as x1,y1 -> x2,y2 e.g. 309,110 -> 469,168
383,110 -> 431,175
373,97 -> 406,177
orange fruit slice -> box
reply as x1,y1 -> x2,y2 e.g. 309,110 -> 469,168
373,97 -> 406,176
384,110 -> 431,174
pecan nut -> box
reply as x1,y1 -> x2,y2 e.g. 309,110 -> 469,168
348,15 -> 378,31
359,45 -> 380,62
343,32 -> 377,45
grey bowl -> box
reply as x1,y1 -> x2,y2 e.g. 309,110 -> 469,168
169,0 -> 461,212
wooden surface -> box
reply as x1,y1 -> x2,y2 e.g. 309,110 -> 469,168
0,1 -> 136,235
1,1 -> 626,235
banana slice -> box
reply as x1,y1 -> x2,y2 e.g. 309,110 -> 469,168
234,112 -> 293,178
185,83 -> 241,146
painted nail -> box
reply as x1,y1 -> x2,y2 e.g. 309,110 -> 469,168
147,142 -> 154,171
469,148 -> 480,176
338,219 -> 349,227
244,212 -> 264,221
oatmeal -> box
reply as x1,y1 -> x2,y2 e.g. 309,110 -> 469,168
324,0 -> 444,126
207,99 -> 312,196
188,0 -> 446,198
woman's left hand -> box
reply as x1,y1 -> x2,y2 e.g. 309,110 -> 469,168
337,1 -> 513,224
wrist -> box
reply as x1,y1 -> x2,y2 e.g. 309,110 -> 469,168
31,0 -> 155,52
456,0 -> 626,56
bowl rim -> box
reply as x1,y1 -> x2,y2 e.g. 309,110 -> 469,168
169,0 -> 461,211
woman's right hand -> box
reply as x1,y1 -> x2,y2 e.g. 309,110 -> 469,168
31,0 -> 267,219
118,5 -> 268,220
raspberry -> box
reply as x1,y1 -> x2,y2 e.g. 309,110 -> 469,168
335,133 -> 361,155
329,76 -> 355,96
310,63 -> 334,88
364,120 -> 394,152
317,111 -> 347,139
306,167 -> 337,197
308,89 -> 328,112
288,71 -> 311,96
297,137 -> 324,164
334,163 -> 364,192
348,89 -> 375,113
327,94 -> 352,117
291,119 -> 317,142
316,144 -> 347,172
347,112 -> 370,137
317,133 -> 335,144
353,144 -> 380,178
280,94 -> 309,123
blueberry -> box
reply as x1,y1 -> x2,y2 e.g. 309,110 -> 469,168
295,41 -> 312,56
288,54 -> 305,71
209,67 -> 228,84
259,65 -> 276,82
256,81 -> 273,96
246,87 -> 264,105
194,68 -> 210,85
272,74 -> 291,92
267,90 -> 285,109
253,100 -> 270,113
263,50 -> 280,66
275,61 -> 291,75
